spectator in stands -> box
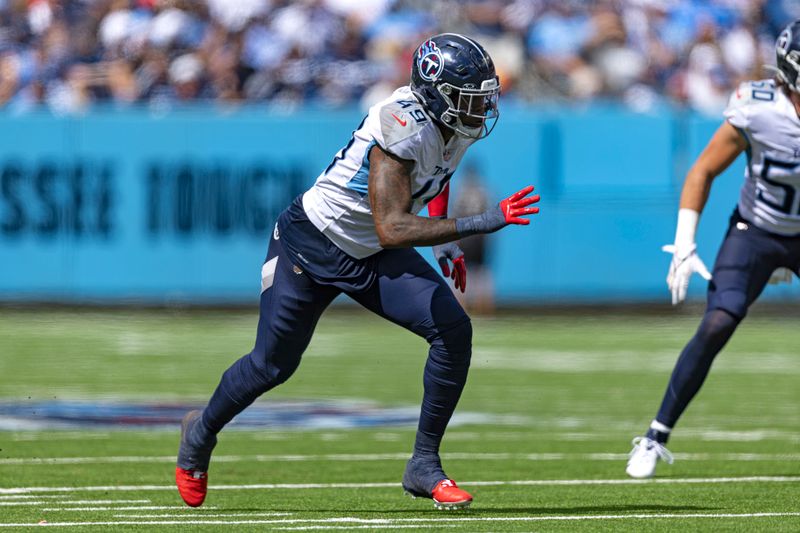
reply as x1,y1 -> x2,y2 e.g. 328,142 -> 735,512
0,0 -> 786,114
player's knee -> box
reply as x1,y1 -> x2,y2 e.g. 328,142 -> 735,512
218,354 -> 273,403
247,342 -> 305,387
707,284 -> 749,323
456,318 -> 473,350
696,309 -> 739,347
432,317 -> 472,365
269,355 -> 302,385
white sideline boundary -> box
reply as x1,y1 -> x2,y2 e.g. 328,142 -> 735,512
1,476 -> 799,494
2,512 -> 800,528
3,452 -> 800,465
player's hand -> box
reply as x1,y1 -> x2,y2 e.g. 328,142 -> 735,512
768,267 -> 794,285
433,242 -> 467,293
455,185 -> 540,236
662,243 -> 712,305
500,185 -> 540,225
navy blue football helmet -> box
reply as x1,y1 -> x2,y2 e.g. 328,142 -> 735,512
410,33 -> 500,140
775,19 -> 800,92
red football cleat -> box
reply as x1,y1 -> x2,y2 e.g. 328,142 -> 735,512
431,479 -> 472,510
175,466 -> 207,507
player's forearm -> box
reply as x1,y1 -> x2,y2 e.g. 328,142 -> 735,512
678,121 -> 745,213
678,166 -> 714,213
376,213 -> 461,248
672,168 -> 713,248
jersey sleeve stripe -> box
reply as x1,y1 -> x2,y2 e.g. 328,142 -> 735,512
344,140 -> 377,196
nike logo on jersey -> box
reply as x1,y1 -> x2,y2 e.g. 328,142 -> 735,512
391,113 -> 407,127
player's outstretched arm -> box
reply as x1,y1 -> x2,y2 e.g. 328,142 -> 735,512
454,185 -> 540,237
663,121 -> 746,304
368,145 -> 540,248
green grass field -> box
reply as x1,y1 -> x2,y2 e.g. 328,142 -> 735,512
1,307 -> 798,531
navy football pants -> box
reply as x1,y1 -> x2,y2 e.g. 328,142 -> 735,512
200,214 -> 472,455
655,210 -> 800,429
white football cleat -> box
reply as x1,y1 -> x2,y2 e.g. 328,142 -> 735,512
626,436 -> 673,479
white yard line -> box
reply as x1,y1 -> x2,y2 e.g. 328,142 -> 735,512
41,506 -> 217,512
0,502 -> 48,506
112,513 -> 293,518
2,512 -> 800,528
466,476 -> 800,487
3,452 -> 800,466
0,496 -> 65,500
275,526 -> 454,531
54,500 -> 150,505
1,476 -> 799,495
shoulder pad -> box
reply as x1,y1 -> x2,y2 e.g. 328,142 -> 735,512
728,79 -> 777,109
378,99 -> 429,148
725,80 -> 777,130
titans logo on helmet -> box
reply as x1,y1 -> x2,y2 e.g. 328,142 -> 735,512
417,40 -> 444,82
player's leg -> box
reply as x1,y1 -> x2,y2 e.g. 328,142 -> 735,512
627,215 -> 782,478
348,248 -> 473,509
176,235 -> 340,506
652,220 -> 785,438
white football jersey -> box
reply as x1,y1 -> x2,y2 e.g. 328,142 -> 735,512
302,86 -> 475,258
724,79 -> 800,236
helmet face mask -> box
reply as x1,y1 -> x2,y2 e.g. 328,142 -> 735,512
410,34 -> 501,140
438,79 -> 500,139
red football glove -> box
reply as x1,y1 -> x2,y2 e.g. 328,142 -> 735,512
433,242 -> 467,293
455,185 -> 540,236
500,185 -> 540,225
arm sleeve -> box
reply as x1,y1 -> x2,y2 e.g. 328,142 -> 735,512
427,182 -> 450,218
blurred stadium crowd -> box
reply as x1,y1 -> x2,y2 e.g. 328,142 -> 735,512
0,0 -> 798,115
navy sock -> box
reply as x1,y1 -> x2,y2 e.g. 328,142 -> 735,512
646,427 -> 670,444
412,431 -> 441,458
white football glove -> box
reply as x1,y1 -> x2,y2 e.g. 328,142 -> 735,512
662,244 -> 712,305
768,267 -> 794,285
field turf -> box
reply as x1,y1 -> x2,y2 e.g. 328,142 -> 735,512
1,307 -> 798,531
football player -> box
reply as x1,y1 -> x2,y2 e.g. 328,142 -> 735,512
176,34 -> 540,509
627,20 -> 800,479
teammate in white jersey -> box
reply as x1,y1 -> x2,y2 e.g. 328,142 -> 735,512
627,20 -> 800,479
175,34 -> 540,509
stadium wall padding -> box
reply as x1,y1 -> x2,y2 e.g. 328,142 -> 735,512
1,106 -> 798,304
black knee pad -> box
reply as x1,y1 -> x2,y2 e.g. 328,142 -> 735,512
431,318 -> 472,366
